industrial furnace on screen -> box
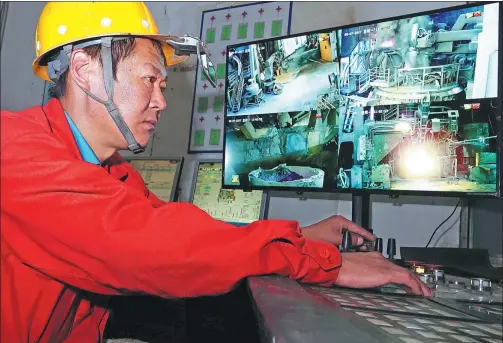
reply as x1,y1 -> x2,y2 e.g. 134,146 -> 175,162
338,3 -> 499,106
226,30 -> 341,116
336,98 -> 500,193
223,2 -> 501,196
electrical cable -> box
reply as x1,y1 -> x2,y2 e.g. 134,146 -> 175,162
425,198 -> 461,247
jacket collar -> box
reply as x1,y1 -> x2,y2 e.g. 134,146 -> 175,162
43,98 -> 129,181
45,98 -> 82,161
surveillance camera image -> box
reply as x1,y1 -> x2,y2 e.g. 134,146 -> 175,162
223,2 -> 501,195
226,31 -> 341,116
337,3 -> 499,106
223,107 -> 340,190
336,98 -> 499,193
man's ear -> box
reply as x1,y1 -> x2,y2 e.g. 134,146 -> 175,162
68,50 -> 94,91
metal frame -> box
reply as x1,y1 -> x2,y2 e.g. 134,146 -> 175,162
125,156 -> 184,202
189,158 -> 268,222
222,1 -> 502,199
0,2 -> 9,53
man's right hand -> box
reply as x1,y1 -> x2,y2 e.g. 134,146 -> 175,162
334,252 -> 434,297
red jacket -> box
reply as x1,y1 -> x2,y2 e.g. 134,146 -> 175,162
1,98 -> 342,343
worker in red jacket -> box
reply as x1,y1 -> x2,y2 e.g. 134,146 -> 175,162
0,2 -> 432,342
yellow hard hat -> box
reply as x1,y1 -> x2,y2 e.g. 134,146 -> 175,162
33,2 -> 188,81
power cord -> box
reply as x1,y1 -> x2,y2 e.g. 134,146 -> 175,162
425,199 -> 461,248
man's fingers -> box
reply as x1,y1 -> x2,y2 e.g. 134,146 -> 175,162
341,218 -> 376,241
351,235 -> 364,246
415,274 -> 434,297
407,271 -> 434,297
397,271 -> 424,296
396,284 -> 414,294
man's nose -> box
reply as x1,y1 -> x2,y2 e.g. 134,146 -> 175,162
151,86 -> 167,112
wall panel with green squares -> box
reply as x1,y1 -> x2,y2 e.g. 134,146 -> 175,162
238,23 -> 248,40
197,97 -> 208,113
254,22 -> 265,39
206,28 -> 216,44
216,64 -> 226,79
221,24 -> 232,41
271,20 -> 283,36
213,96 -> 224,112
189,2 -> 292,152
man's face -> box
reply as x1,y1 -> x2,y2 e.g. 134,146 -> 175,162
110,38 -> 168,149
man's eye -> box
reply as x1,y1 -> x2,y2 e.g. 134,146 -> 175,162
146,76 -> 156,83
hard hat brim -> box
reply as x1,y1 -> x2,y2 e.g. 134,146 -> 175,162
33,34 -> 189,82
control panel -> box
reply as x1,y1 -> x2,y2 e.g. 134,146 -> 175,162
312,284 -> 502,343
326,231 -> 503,342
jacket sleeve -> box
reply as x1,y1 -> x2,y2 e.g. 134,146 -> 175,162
1,129 -> 341,298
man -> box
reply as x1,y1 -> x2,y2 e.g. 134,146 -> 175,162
0,2 -> 432,342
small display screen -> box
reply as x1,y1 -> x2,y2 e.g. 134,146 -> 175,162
192,162 -> 264,224
128,159 -> 181,202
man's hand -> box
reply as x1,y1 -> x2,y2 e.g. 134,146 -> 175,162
334,252 -> 434,297
301,215 -> 376,248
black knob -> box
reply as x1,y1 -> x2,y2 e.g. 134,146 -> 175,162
341,230 -> 352,252
387,238 -> 396,260
374,238 -> 383,253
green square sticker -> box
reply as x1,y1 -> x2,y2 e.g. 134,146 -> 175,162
206,28 -> 216,44
216,64 -> 226,79
209,129 -> 221,146
238,23 -> 248,40
271,20 -> 283,36
197,97 -> 208,113
254,22 -> 265,39
213,96 -> 224,112
221,24 -> 232,41
194,130 -> 205,147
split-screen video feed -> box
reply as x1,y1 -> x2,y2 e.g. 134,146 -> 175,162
336,98 -> 499,193
223,2 -> 501,194
223,108 -> 340,189
226,31 -> 341,116
338,3 -> 499,106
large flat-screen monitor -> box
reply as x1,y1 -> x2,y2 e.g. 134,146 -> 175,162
126,156 -> 184,202
223,2 -> 501,197
189,160 -> 267,226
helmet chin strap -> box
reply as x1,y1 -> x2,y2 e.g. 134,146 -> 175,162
50,37 -> 145,154
81,37 -> 145,154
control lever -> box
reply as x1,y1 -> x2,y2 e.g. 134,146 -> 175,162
374,238 -> 383,254
387,238 -> 396,261
340,229 -> 352,252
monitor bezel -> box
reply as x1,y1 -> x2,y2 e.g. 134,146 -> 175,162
222,1 -> 501,199
189,158 -> 268,221
124,155 -> 184,202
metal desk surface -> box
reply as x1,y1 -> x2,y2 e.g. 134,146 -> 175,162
247,276 -> 396,343
247,276 -> 503,343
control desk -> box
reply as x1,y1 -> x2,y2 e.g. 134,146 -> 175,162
248,235 -> 502,343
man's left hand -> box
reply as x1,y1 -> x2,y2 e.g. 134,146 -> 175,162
301,215 -> 376,248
